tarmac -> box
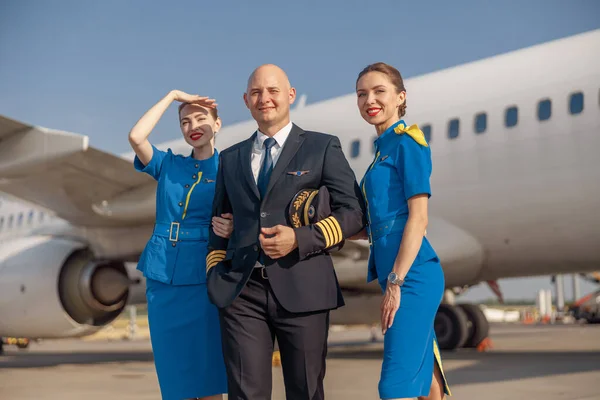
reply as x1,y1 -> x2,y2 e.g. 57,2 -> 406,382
0,323 -> 599,400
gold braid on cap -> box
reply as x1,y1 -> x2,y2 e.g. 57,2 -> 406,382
289,189 -> 316,228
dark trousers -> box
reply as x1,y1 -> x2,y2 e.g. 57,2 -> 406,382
218,267 -> 330,400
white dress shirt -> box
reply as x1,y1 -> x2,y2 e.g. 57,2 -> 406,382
251,121 -> 293,183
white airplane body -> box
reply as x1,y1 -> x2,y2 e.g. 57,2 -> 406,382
1,29 -> 598,350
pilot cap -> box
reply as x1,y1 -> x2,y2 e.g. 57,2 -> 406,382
289,186 -> 344,251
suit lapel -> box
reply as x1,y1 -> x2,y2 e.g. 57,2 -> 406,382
239,133 -> 260,200
264,124 -> 305,200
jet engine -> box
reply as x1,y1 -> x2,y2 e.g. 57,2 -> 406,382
0,236 -> 130,338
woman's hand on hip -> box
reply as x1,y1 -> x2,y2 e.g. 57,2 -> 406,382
170,90 -> 217,108
381,283 -> 401,335
212,213 -> 233,239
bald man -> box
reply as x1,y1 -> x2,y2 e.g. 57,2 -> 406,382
206,64 -> 365,399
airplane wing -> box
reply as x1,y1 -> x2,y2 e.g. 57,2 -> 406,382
0,115 -> 156,227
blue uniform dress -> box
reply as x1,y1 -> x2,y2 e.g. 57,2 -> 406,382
360,120 -> 451,399
134,145 -> 227,400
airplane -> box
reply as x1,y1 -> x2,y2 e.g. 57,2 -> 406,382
0,28 -> 598,353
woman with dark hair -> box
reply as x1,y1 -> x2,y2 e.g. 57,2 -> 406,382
353,63 -> 451,400
129,90 -> 232,400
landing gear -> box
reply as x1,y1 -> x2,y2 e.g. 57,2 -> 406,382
434,303 -> 490,351
0,339 -> 3,356
458,303 -> 490,348
435,304 -> 468,350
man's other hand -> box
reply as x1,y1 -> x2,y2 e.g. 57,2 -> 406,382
259,225 -> 298,259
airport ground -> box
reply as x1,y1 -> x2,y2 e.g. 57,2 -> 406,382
1,320 -> 599,400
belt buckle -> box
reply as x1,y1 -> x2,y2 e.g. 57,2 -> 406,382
260,267 -> 268,280
169,222 -> 180,242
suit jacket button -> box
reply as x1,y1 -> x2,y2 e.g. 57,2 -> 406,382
172,242 -> 176,247
192,174 -> 197,179
260,212 -> 267,218
178,202 -> 183,206
185,184 -> 190,188
253,245 -> 259,252
195,163 -> 199,168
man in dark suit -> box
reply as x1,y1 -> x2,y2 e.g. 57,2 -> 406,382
206,64 -> 365,400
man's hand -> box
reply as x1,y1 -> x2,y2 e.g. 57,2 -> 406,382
259,225 -> 298,259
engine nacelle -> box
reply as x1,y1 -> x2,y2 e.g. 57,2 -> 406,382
330,216 -> 485,292
0,236 -> 130,338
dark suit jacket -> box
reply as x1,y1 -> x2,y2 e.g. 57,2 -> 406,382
206,124 -> 365,313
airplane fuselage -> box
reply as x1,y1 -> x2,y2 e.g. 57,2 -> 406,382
1,30 -> 599,340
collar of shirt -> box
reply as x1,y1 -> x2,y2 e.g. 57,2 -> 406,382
375,119 -> 406,148
254,121 -> 293,150
185,148 -> 219,172
250,121 -> 293,183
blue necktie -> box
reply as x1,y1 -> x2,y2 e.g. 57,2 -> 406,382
257,137 -> 276,198
257,137 -> 276,266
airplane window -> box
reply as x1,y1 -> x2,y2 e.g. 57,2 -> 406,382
39,211 -> 45,222
17,212 -> 23,227
8,215 -> 13,228
350,140 -> 360,158
569,92 -> 584,114
505,106 -> 518,128
0,217 -> 4,231
28,210 -> 34,225
474,113 -> 487,134
422,124 -> 432,143
538,99 -> 552,121
448,119 -> 459,139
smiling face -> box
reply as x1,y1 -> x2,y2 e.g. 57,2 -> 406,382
356,71 -> 406,133
243,64 -> 296,134
179,104 -> 221,149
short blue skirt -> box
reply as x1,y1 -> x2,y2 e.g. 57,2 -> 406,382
373,232 -> 451,399
146,278 -> 227,399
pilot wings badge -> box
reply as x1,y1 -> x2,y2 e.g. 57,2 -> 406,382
287,170 -> 310,176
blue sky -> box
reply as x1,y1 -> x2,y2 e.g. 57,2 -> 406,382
1,1 -> 599,301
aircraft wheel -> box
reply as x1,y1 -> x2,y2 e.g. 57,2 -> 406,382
0,340 -> 4,356
434,304 -> 468,351
458,303 -> 490,348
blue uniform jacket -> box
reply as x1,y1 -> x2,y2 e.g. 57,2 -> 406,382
360,120 -> 438,283
134,144 -> 218,285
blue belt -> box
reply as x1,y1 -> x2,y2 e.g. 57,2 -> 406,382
153,222 -> 209,242
368,215 -> 408,241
